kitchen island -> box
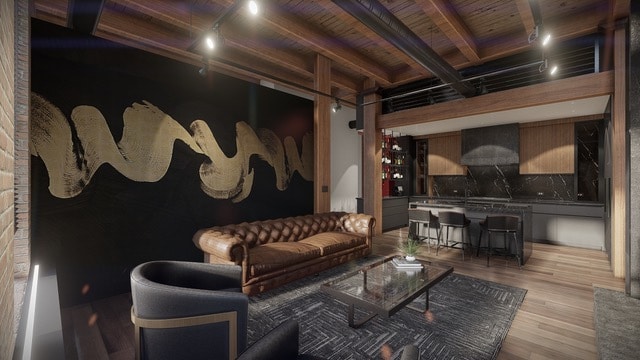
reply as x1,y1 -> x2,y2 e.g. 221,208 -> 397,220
410,199 -> 533,266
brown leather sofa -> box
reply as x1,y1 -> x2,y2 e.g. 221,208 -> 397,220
192,212 -> 376,295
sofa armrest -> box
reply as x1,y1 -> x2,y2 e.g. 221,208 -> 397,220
340,213 -> 376,236
192,229 -> 247,264
237,320 -> 299,360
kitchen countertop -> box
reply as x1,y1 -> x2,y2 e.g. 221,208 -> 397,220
409,195 -> 604,207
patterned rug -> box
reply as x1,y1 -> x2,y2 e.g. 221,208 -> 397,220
593,287 -> 640,360
247,257 -> 526,360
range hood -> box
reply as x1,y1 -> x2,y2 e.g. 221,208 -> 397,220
461,124 -> 519,166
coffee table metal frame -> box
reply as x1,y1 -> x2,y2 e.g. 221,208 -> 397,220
320,256 -> 453,328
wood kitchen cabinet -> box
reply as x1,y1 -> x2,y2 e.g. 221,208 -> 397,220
427,132 -> 466,175
519,120 -> 575,174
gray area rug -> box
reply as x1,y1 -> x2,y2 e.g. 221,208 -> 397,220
594,287 -> 640,360
248,257 -> 526,359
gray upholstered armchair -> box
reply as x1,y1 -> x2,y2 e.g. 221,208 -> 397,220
130,261 -> 249,360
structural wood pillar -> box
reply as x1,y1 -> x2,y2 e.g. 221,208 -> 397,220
314,54 -> 331,213
627,10 -> 640,297
361,79 -> 382,234
612,21 -> 627,281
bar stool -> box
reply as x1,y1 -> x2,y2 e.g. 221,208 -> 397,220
477,215 -> 521,269
436,211 -> 471,260
407,208 -> 440,252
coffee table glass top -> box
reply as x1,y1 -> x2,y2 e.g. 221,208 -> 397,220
321,256 -> 453,313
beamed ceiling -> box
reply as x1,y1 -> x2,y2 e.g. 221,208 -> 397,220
31,0 -> 629,106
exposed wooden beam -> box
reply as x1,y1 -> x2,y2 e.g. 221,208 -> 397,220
32,0 -> 69,27
416,0 -> 480,62
108,0 -> 359,95
260,1 -> 393,86
476,8 -> 603,62
379,71 -> 614,129
515,0 -> 536,35
96,7 -> 316,93
317,0 -> 432,78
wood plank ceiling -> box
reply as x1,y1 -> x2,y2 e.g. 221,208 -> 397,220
31,0 -> 629,105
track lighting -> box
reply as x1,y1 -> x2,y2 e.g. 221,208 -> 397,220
528,25 -> 539,44
198,64 -> 208,77
539,59 -> 558,75
204,28 -> 222,51
332,99 -> 342,113
538,59 -> 547,72
528,25 -> 552,47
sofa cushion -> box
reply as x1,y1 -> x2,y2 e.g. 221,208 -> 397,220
299,232 -> 366,256
249,242 -> 321,276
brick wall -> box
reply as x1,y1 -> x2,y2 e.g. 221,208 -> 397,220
0,0 -> 16,358
14,0 -> 30,280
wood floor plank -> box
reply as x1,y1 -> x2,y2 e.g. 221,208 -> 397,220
61,227 -> 626,360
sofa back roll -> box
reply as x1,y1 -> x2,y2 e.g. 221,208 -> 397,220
214,212 -> 347,247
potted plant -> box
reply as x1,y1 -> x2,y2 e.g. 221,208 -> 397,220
400,231 -> 420,261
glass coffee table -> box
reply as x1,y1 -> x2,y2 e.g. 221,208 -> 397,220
321,256 -> 453,328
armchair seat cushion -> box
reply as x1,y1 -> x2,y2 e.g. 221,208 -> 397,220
249,242 -> 321,276
299,232 -> 366,256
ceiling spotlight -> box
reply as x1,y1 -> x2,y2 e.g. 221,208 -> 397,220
542,33 -> 552,46
332,99 -> 342,113
205,36 -> 215,50
539,59 -> 559,75
248,0 -> 259,16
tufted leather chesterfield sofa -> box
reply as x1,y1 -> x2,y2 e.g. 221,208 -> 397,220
192,212 -> 376,295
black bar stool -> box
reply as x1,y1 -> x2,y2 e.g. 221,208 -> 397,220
436,210 -> 471,260
477,215 -> 521,269
407,208 -> 440,252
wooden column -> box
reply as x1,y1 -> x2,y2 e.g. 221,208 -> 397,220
627,9 -> 640,296
314,54 -> 331,213
362,79 -> 382,234
612,24 -> 627,279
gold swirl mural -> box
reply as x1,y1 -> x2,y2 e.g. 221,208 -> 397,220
30,93 -> 313,202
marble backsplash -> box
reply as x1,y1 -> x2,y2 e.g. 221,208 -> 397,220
431,165 -> 577,200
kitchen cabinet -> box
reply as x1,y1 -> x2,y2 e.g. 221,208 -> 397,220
520,121 -> 574,174
427,132 -> 466,175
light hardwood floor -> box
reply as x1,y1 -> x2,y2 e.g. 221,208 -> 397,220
63,228 -> 626,359
376,228 -> 626,360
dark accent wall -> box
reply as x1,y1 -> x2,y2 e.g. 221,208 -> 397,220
31,20 -> 314,305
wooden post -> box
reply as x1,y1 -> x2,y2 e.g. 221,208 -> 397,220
314,54 -> 331,213
361,79 -> 382,234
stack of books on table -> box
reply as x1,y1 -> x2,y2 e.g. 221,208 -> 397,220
392,257 -> 423,269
